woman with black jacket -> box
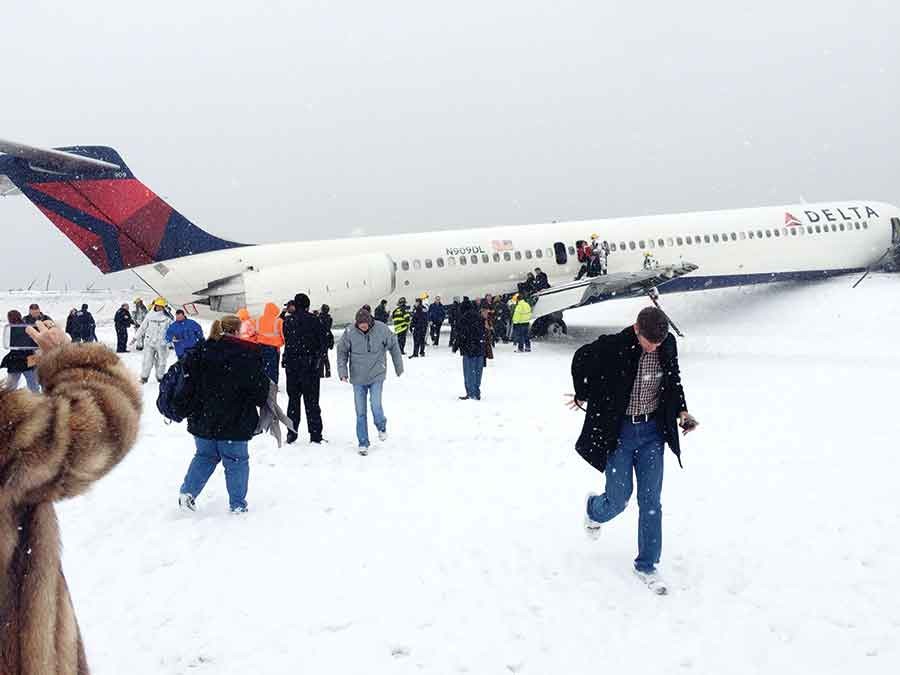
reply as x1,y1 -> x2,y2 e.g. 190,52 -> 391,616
1,310 -> 40,392
178,314 -> 270,513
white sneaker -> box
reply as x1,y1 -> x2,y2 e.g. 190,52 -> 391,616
633,568 -> 668,595
178,493 -> 196,511
378,430 -> 387,442
230,505 -> 249,514
358,447 -> 369,456
584,492 -> 602,539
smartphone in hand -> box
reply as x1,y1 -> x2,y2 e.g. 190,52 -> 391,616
2,324 -> 37,351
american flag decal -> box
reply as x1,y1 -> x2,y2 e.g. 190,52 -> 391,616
491,239 -> 513,251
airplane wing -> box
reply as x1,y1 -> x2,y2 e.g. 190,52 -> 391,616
530,262 -> 699,318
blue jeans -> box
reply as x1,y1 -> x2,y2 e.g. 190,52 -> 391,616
353,380 -> 386,448
513,324 -> 531,350
181,437 -> 250,510
586,419 -> 664,573
4,370 -> 40,393
462,355 -> 484,399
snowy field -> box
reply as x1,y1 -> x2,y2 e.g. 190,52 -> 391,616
6,276 -> 899,674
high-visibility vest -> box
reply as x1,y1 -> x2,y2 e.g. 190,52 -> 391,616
512,300 -> 532,324
257,313 -> 284,348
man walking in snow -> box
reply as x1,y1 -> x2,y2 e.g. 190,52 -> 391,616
337,307 -> 404,455
569,306 -> 699,593
131,297 -> 173,383
114,303 -> 135,352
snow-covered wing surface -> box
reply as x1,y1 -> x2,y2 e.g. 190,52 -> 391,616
531,262 -> 699,317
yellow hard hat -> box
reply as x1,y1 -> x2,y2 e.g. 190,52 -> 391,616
591,233 -> 599,240
152,297 -> 168,308
418,291 -> 429,300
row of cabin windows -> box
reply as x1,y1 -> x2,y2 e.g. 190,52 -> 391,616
601,221 -> 869,252
400,247 -> 553,272
396,222 -> 870,272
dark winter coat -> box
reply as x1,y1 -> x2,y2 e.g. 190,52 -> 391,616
427,302 -> 446,324
0,350 -> 31,374
114,307 -> 134,329
535,271 -> 550,290
411,306 -> 428,335
373,303 -> 389,324
453,305 -> 486,358
23,313 -> 52,326
0,326 -> 37,373
186,335 -> 270,441
319,311 -> 335,350
572,327 -> 688,473
447,302 -> 460,326
72,310 -> 96,342
282,309 -> 325,377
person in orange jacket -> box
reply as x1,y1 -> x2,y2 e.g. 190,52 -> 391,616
255,302 -> 285,383
237,308 -> 258,343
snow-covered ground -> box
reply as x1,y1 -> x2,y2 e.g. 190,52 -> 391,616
7,276 -> 899,674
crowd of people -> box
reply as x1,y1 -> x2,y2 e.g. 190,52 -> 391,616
576,234 -> 610,279
1,278 -> 546,513
0,289 -> 698,671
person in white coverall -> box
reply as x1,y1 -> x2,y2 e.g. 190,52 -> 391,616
131,299 -> 173,383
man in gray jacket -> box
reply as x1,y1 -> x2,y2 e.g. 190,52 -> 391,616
336,307 -> 404,455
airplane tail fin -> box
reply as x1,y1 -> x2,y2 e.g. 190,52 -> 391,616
0,139 -> 246,273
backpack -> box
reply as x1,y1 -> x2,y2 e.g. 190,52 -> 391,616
156,348 -> 201,423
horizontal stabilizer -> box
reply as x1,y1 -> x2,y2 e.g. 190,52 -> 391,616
0,138 -> 121,174
531,263 -> 699,317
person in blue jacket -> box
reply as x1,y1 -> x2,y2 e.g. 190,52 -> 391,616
427,296 -> 447,346
165,309 -> 205,359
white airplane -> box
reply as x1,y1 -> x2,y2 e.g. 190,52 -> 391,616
2,139 -> 898,333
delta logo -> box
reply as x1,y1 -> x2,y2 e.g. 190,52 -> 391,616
804,205 -> 879,223
784,212 -> 802,227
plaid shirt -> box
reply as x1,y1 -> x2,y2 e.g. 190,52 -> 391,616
625,350 -> 662,415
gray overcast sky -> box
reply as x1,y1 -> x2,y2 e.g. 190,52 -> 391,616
1,0 -> 897,289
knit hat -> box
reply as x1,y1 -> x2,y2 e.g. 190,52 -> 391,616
355,307 -> 372,326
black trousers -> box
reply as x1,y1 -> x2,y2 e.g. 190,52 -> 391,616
412,330 -> 427,356
397,331 -> 407,353
115,326 -> 128,353
430,320 -> 443,345
286,370 -> 322,442
320,351 -> 331,378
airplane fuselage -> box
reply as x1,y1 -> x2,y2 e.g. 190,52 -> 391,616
135,200 -> 898,325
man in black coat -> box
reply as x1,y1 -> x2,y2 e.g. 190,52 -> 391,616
73,304 -> 97,343
569,307 -> 698,587
282,293 -> 325,444
319,304 -> 334,378
114,303 -> 135,353
373,299 -> 389,324
452,299 -> 486,400
410,298 -> 428,358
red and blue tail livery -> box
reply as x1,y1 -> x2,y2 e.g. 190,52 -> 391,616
0,141 -> 246,273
